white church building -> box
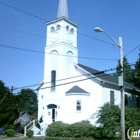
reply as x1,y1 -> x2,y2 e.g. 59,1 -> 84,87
35,0 -> 139,128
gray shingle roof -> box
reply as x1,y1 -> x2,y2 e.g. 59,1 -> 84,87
66,85 -> 90,96
78,63 -> 137,90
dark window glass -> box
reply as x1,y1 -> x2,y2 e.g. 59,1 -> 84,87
125,94 -> 128,106
76,100 -> 81,111
110,91 -> 114,105
47,104 -> 57,109
51,70 -> 56,91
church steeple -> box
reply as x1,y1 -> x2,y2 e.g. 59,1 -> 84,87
57,0 -> 68,18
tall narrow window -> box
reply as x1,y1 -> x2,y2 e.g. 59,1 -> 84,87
51,70 -> 56,91
110,91 -> 114,105
125,94 -> 128,106
76,100 -> 81,111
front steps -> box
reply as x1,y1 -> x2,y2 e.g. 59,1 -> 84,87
24,120 -> 48,137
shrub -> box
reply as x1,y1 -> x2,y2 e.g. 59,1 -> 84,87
46,121 -> 96,138
26,130 -> 34,138
46,121 -> 70,137
69,122 -> 94,138
4,124 -> 15,130
0,131 -> 3,135
45,137 -> 59,140
5,129 -> 16,137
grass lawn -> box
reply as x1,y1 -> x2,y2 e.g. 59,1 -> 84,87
0,133 -> 46,140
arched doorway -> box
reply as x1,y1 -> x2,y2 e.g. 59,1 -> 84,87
47,104 -> 57,122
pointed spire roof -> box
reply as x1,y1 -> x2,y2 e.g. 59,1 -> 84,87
57,0 -> 68,18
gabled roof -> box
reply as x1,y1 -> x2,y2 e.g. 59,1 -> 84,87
66,85 -> 90,96
77,63 -> 138,91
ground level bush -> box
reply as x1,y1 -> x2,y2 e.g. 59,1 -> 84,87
5,129 -> 16,137
26,129 -> 34,138
46,121 -> 97,138
46,121 -> 69,137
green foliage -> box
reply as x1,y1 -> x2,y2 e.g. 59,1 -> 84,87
69,122 -> 94,138
115,56 -> 140,89
125,107 -> 140,131
45,138 -> 94,140
92,103 -> 121,138
46,121 -> 69,137
0,80 -> 19,127
5,129 -> 16,137
16,89 -> 38,117
46,121 -> 95,138
92,103 -> 140,139
0,80 -> 38,127
115,57 -> 133,84
26,130 -> 34,138
133,59 -> 140,88
45,137 -> 59,140
4,124 -> 15,130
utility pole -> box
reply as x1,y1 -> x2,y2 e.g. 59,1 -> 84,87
11,86 -> 14,94
94,27 -> 125,140
119,37 -> 125,140
0,86 -> 14,105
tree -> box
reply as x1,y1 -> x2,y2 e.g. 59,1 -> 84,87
115,57 -> 133,84
92,103 -> 121,138
16,89 -> 38,118
92,103 -> 140,139
133,59 -> 140,88
0,80 -> 19,127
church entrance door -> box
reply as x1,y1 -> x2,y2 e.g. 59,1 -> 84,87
47,104 -> 57,123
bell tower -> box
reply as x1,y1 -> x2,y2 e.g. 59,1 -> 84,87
44,0 -> 78,84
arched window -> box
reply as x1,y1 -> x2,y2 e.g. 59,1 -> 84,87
51,70 -> 56,91
57,25 -> 60,30
47,104 -> 57,109
51,27 -> 55,32
70,28 -> 74,34
66,25 -> 69,31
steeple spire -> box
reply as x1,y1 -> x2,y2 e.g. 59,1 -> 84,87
57,0 -> 68,18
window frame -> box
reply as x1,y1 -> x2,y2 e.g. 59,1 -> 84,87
76,100 -> 81,111
110,90 -> 114,105
51,70 -> 56,91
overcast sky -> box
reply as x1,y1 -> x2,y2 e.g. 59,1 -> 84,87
0,0 -> 140,92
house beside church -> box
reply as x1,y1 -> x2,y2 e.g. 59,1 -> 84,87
35,0 -> 140,132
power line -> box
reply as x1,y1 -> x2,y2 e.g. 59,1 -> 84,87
0,27 -> 118,49
0,27 -> 45,38
28,68 -> 140,92
0,1 -> 46,21
1,64 -> 137,93
13,70 -> 106,91
14,64 -> 135,90
125,44 -> 140,57
0,1 -> 116,47
0,44 -> 117,61
13,65 -> 133,91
